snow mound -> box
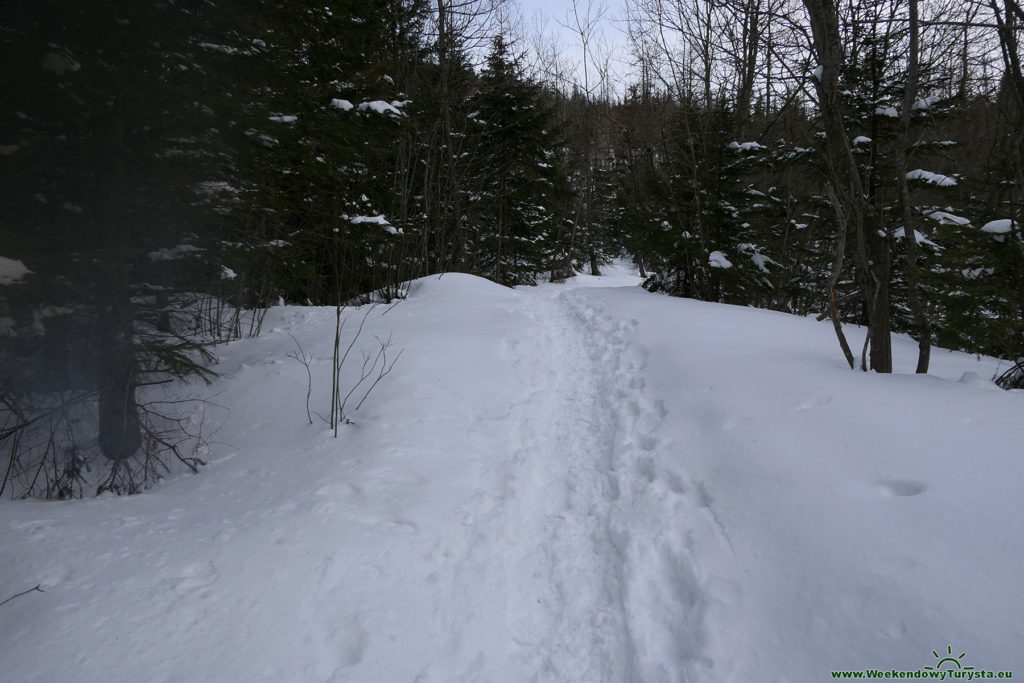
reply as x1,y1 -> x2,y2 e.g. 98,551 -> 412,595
981,219 -> 1015,234
405,272 -> 519,302
958,371 -> 1000,390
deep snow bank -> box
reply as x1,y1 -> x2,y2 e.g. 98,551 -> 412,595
586,288 -> 1024,679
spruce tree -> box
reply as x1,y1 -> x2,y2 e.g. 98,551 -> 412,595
467,35 -> 568,286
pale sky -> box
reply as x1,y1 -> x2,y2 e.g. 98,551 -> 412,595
511,0 -> 629,95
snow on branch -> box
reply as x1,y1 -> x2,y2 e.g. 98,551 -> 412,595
349,215 -> 402,235
0,256 -> 32,285
708,251 -> 733,269
906,169 -> 957,187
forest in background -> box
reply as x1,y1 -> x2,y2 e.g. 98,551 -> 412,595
2,0 -> 1024,498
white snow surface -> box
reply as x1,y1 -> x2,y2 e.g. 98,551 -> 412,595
749,252 -> 777,273
906,169 -> 957,187
726,141 -> 765,152
926,210 -> 970,226
358,100 -> 403,117
894,226 -> 940,249
708,250 -> 733,268
349,214 -> 401,235
980,219 -> 1016,234
0,256 -> 32,285
912,95 -> 941,111
2,262 -> 1022,682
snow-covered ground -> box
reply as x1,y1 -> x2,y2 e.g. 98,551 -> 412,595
2,262 -> 1022,682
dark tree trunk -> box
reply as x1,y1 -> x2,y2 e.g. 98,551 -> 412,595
155,290 -> 172,333
804,0 -> 893,372
98,322 -> 142,462
895,0 -> 931,373
824,185 -> 855,369
94,98 -> 143,462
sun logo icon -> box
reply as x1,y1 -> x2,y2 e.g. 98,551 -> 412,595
924,645 -> 975,672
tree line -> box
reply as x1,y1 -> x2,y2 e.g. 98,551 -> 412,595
2,0 -> 1023,498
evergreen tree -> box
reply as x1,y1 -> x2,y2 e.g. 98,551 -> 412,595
0,1 -> 242,496
466,35 -> 568,286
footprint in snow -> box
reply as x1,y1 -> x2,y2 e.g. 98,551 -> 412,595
634,456 -> 656,483
876,479 -> 927,497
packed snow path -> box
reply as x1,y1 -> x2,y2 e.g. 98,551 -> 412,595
2,263 -> 1022,682
471,287 -> 725,682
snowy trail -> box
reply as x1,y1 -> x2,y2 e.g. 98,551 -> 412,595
6,264 -> 1021,683
502,290 -> 639,681
473,285 -> 731,682
379,279 -> 727,682
0,271 -> 738,683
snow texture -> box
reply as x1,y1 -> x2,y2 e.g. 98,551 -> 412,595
926,210 -> 970,226
198,42 -> 241,55
0,256 -> 32,285
2,262 -> 1021,682
727,141 -> 765,152
349,215 -> 401,235
147,244 -> 203,261
330,99 -> 354,111
749,253 -> 778,273
358,101 -> 403,117
980,219 -> 1015,234
906,169 -> 957,186
893,227 -> 940,249
874,106 -> 899,118
708,250 -> 733,268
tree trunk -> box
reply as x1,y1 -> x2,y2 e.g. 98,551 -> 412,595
94,97 -> 142,462
804,0 -> 892,372
825,185 -> 856,369
894,0 -> 931,373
